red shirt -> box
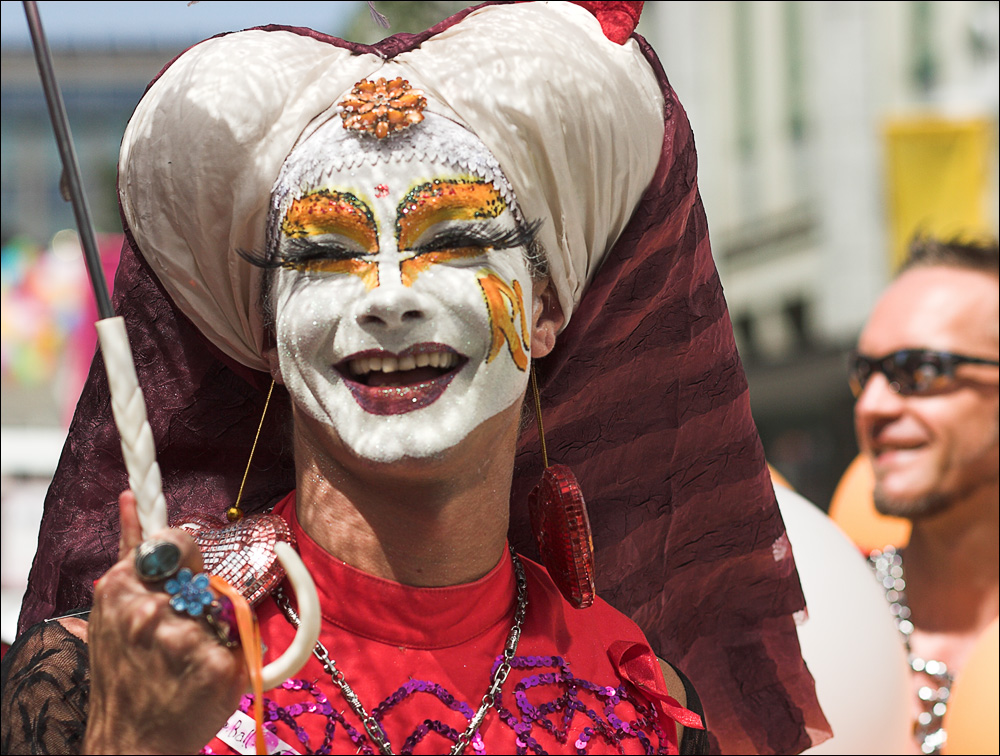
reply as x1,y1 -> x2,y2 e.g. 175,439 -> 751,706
204,493 -> 696,754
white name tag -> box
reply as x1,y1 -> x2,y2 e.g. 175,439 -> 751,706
216,710 -> 300,755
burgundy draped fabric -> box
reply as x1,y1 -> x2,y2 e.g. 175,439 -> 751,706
510,30 -> 828,750
19,3 -> 829,753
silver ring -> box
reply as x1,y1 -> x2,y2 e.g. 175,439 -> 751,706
134,539 -> 182,582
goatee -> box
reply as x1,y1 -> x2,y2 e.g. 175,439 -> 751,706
873,487 -> 951,520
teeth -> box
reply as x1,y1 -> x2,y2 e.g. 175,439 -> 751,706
347,351 -> 457,375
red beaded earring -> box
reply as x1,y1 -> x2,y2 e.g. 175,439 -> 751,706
527,364 -> 596,609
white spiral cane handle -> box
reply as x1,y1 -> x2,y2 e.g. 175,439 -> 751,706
261,543 -> 321,691
95,317 -> 168,536
97,319 -> 320,686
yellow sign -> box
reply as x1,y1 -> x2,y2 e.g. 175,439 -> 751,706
884,116 -> 995,270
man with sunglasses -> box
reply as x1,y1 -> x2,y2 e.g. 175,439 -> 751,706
852,235 -> 998,755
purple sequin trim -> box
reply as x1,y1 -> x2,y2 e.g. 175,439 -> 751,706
233,656 -> 671,755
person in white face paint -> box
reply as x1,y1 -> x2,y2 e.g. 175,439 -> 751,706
4,4 -> 831,755
261,114 -> 546,465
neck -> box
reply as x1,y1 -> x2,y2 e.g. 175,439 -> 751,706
903,482 -> 999,635
289,404 -> 519,587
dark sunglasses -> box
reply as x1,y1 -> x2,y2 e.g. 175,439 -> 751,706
849,349 -> 1000,398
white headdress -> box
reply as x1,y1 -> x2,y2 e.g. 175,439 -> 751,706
119,2 -> 663,371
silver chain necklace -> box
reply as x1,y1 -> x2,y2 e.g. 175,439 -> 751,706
273,548 -> 528,756
869,545 -> 954,755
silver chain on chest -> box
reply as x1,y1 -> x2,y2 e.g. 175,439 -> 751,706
870,545 -> 954,755
273,548 -> 528,756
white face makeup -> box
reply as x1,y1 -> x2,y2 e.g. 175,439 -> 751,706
270,119 -> 536,464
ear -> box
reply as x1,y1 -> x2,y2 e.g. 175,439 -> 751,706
263,346 -> 285,386
530,278 -> 565,359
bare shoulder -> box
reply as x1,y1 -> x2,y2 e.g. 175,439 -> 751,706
657,656 -> 687,708
657,656 -> 689,746
57,616 -> 90,642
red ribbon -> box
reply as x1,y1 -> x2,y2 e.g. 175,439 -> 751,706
608,640 -> 705,754
571,1 -> 644,44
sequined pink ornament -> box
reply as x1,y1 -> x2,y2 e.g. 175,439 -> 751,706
180,513 -> 295,606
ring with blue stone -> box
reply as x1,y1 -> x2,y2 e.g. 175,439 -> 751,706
164,568 -> 214,617
134,539 -> 182,583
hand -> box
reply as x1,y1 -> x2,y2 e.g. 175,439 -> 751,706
82,491 -> 248,754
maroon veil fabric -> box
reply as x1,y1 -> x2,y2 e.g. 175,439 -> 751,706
18,3 -> 829,753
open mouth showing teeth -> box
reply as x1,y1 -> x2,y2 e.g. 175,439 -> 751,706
345,351 -> 462,388
337,346 -> 465,415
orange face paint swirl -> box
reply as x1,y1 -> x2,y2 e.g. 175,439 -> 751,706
478,272 -> 530,372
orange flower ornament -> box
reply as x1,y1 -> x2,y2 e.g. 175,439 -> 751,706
339,77 -> 427,139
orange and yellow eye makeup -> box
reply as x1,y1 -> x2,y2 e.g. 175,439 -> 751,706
281,190 -> 378,251
280,179 -> 510,290
398,179 -> 507,286
399,250 -> 479,287
397,179 -> 506,251
280,190 -> 379,287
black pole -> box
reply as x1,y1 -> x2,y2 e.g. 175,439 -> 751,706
23,0 -> 115,320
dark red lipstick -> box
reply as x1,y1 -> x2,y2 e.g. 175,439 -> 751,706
337,344 -> 465,415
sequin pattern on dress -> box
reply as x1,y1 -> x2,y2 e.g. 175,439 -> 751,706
206,655 -> 673,755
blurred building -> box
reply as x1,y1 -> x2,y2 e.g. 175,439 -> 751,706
1,40 -> 184,642
641,1 -> 1000,505
1,44 -> 171,242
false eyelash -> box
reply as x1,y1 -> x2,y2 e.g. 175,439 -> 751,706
278,237 -> 370,267
237,219 -> 543,269
238,239 -> 369,270
236,246 -> 277,269
411,219 -> 542,255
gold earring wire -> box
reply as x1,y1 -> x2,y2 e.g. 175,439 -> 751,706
227,379 -> 276,522
530,363 -> 549,469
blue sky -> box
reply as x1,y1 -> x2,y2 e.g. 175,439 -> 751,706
1,1 -> 363,48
